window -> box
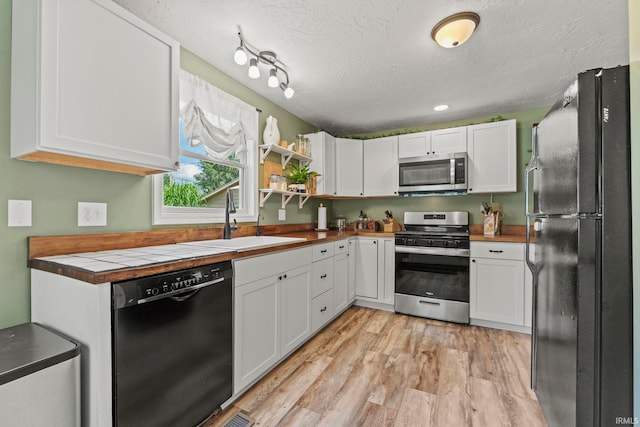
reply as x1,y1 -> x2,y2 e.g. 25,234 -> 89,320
153,70 -> 258,225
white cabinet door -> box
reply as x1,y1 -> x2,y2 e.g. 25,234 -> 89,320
335,138 -> 363,196
234,275 -> 279,393
363,136 -> 399,197
381,238 -> 396,305
280,265 -> 312,356
11,0 -> 179,174
355,238 -> 378,298
308,131 -> 336,195
470,257 -> 525,325
430,126 -> 467,155
398,131 -> 430,158
348,239 -> 357,302
467,119 -> 517,193
333,252 -> 349,313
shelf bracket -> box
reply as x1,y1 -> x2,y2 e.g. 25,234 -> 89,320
281,153 -> 294,169
259,145 -> 274,164
281,193 -> 296,208
259,189 -> 274,207
298,194 -> 311,208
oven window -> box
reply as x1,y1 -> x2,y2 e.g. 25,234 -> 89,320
399,159 -> 452,186
395,253 -> 469,302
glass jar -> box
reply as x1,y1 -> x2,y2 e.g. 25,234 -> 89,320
269,174 -> 280,190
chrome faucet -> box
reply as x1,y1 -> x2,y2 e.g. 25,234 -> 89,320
223,188 -> 237,239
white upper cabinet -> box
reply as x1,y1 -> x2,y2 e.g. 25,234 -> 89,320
398,131 -> 430,158
431,126 -> 468,155
363,136 -> 398,197
398,126 -> 467,159
467,119 -> 517,193
11,0 -> 180,175
335,138 -> 363,196
307,131 -> 336,195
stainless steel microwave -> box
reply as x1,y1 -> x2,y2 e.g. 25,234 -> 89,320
398,152 -> 467,194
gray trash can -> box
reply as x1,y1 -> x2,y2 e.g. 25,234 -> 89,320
0,323 -> 81,426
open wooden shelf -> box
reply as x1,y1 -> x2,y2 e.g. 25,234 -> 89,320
259,189 -> 313,209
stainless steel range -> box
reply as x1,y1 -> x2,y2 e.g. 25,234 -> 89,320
394,211 -> 470,324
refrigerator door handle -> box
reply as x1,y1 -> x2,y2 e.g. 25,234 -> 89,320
525,125 -> 540,218
525,215 -> 540,391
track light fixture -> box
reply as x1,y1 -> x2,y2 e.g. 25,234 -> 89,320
233,32 -> 294,99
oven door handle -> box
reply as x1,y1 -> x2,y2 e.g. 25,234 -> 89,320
394,246 -> 470,257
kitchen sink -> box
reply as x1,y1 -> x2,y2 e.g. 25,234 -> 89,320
179,236 -> 307,251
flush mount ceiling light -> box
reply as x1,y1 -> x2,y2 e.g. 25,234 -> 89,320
431,12 -> 480,48
233,32 -> 294,98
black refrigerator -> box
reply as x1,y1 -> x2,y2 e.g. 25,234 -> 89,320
525,65 -> 633,427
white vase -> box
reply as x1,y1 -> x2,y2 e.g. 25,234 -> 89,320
263,115 -> 280,146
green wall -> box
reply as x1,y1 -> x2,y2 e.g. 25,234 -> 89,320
0,0 -> 315,329
331,109 -> 547,226
629,0 -> 640,417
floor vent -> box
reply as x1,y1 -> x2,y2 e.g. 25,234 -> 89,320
223,412 -> 254,427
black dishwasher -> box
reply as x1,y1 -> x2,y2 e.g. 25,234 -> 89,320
112,261 -> 232,427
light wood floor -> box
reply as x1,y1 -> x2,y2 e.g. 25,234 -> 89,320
205,306 -> 547,427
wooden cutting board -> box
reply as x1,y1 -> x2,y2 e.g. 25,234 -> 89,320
263,158 -> 284,188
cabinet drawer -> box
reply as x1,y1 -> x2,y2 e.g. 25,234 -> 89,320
234,247 -> 312,286
312,258 -> 334,298
470,242 -> 524,261
334,240 -> 348,255
312,289 -> 335,332
312,242 -> 334,261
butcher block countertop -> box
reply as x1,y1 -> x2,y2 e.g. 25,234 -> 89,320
28,224 -> 395,284
469,224 -> 530,243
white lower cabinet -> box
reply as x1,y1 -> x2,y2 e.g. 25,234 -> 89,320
233,247 -> 312,393
312,289 -> 335,332
333,240 -> 350,313
347,239 -> 357,302
234,275 -> 280,393
280,266 -> 313,355
354,237 -> 395,309
470,242 -> 529,333
311,243 -> 335,332
355,238 -> 378,298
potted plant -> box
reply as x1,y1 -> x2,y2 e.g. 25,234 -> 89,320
287,163 -> 320,193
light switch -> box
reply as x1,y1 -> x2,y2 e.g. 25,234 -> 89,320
278,209 -> 286,221
8,199 -> 32,227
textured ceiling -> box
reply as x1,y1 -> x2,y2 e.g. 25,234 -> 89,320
113,0 -> 629,135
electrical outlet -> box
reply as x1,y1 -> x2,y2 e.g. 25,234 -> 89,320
278,209 -> 286,221
78,202 -> 107,227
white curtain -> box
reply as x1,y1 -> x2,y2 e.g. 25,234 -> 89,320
179,70 -> 258,163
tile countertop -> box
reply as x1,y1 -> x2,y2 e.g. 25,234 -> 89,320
28,228 -> 393,284
28,224 -> 529,284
